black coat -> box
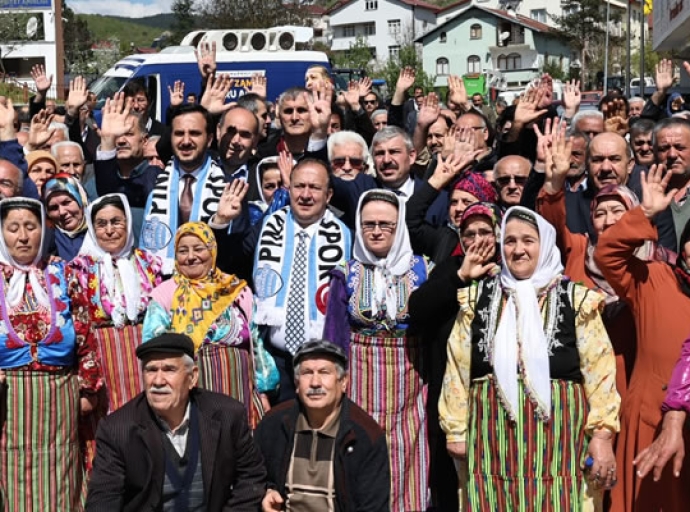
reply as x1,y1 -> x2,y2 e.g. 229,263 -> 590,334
86,389 -> 266,512
254,397 -> 390,512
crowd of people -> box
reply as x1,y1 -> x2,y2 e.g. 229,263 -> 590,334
2,41 -> 690,510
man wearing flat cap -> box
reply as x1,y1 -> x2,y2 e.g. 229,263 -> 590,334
255,339 -> 390,511
86,333 -> 267,511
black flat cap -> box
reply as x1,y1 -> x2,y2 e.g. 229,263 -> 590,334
293,339 -> 348,369
136,333 -> 195,360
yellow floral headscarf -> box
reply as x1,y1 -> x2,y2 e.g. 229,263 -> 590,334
171,222 -> 246,350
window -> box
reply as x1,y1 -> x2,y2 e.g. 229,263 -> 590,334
440,31 -> 447,43
530,9 -> 547,23
498,54 -> 507,70
366,0 -> 378,10
389,45 -> 400,58
364,22 -> 376,36
343,25 -> 356,37
470,24 -> 482,39
436,57 -> 450,76
467,55 -> 481,73
506,53 -> 521,70
388,19 -> 401,35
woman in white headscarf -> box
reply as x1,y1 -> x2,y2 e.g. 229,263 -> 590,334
0,197 -> 102,510
323,188 -> 432,512
70,194 -> 162,414
439,206 -> 621,511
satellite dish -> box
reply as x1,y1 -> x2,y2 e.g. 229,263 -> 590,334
26,16 -> 38,39
500,32 -> 511,41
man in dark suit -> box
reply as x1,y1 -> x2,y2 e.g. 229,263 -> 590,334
86,333 -> 266,511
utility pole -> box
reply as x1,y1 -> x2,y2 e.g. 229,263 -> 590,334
626,0 -> 631,96
54,0 -> 65,100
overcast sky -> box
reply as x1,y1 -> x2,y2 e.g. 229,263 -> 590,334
69,0 -> 172,17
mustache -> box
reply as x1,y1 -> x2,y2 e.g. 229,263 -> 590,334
306,388 -> 327,397
150,386 -> 173,395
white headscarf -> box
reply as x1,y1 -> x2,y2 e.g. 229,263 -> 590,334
0,198 -> 49,308
77,194 -> 140,327
353,189 -> 413,321
493,206 -> 563,421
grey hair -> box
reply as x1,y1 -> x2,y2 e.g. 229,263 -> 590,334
51,140 -> 84,161
48,122 -> 69,141
327,130 -> 370,160
371,125 -> 413,154
370,109 -> 388,122
628,96 -> 645,105
278,86 -> 309,110
294,360 -> 348,381
652,117 -> 690,150
0,157 -> 22,195
569,110 -> 603,134
181,354 -> 195,374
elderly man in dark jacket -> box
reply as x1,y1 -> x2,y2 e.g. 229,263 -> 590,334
255,340 -> 390,511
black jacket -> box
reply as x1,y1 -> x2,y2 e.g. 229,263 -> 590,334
406,180 -> 459,263
86,389 -> 266,512
254,397 -> 390,512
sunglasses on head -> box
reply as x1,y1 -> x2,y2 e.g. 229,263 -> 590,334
496,175 -> 528,188
331,156 -> 365,169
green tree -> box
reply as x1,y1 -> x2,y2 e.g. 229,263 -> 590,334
0,6 -> 41,76
542,60 -> 567,81
170,0 -> 197,46
628,41 -> 667,78
376,43 -> 434,96
196,0 -> 310,29
551,0 -> 623,89
63,4 -> 95,75
332,36 -> 375,75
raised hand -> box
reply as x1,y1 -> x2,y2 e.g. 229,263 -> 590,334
542,119 -> 571,193
533,117 -> 556,163
537,73 -> 554,109
641,164 -> 677,219
562,79 -> 581,118
603,98 -> 629,136
428,152 -> 477,190
0,97 -> 16,141
195,41 -> 217,80
458,237 -> 499,282
357,76 -> 372,98
168,80 -> 185,108
307,82 -> 333,139
447,75 -> 467,110
200,74 -> 234,115
30,64 -> 53,94
513,85 -> 548,129
28,109 -> 55,150
251,73 -> 267,99
634,410 -> 686,481
344,80 -> 361,111
100,92 -> 135,149
656,59 -> 675,93
278,150 -> 294,188
66,76 -> 90,117
417,92 -> 440,128
454,127 -> 479,155
215,179 -> 249,224
396,66 -> 416,94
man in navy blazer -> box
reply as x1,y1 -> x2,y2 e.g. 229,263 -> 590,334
330,126 -> 448,228
86,333 -> 266,511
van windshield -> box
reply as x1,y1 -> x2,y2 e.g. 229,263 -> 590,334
89,76 -> 127,109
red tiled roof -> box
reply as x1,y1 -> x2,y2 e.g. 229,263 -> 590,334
437,0 -> 470,14
304,4 -> 327,14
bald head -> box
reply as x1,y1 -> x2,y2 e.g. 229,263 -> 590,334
587,132 -> 633,189
494,155 -> 531,207
0,159 -> 23,199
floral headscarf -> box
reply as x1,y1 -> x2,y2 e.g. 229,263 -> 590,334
453,201 -> 502,257
171,222 -> 247,350
586,184 -> 671,303
454,171 -> 498,204
42,173 -> 89,237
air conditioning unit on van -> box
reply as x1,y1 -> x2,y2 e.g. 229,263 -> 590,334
269,30 -> 296,51
180,31 -> 207,47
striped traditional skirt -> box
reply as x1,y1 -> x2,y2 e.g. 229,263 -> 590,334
0,369 -> 85,512
196,344 -> 264,429
463,377 -> 599,512
348,332 -> 428,512
94,324 -> 144,413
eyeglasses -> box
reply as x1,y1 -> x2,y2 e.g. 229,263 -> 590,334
331,156 -> 365,169
495,175 -> 528,188
363,100 -> 378,105
461,228 -> 495,241
361,221 -> 396,233
95,218 -> 126,230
